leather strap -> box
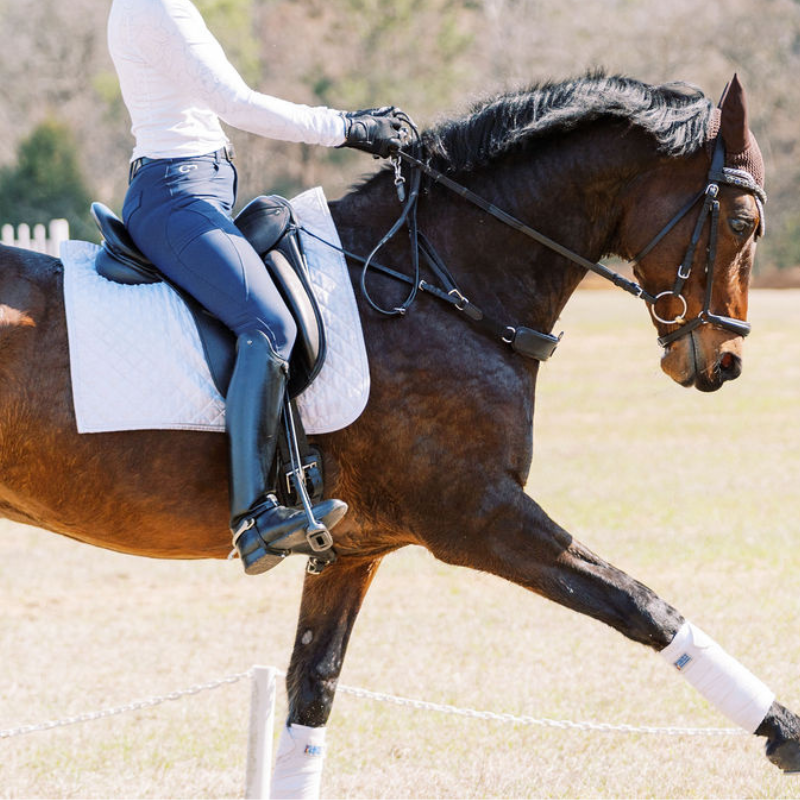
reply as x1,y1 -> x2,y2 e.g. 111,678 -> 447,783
399,151 -> 657,304
416,233 -> 562,360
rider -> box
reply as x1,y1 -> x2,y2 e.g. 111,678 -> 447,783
107,0 -> 404,575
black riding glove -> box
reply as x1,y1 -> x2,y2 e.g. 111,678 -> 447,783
339,107 -> 405,158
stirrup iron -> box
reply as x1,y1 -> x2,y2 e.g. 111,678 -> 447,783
282,396 -> 334,558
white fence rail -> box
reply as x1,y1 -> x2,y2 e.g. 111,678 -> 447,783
1,218 -> 70,256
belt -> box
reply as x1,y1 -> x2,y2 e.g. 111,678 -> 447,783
128,144 -> 236,182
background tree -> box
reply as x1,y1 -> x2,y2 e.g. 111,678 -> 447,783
228,0 -> 477,200
0,0 -> 797,273
0,119 -> 95,241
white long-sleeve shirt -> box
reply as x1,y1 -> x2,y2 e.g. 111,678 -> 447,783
108,0 -> 346,160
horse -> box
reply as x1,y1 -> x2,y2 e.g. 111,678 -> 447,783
1,73 -> 798,792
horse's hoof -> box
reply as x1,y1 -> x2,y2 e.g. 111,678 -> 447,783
766,739 -> 800,772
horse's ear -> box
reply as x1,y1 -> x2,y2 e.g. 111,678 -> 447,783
717,78 -> 731,108
718,73 -> 749,154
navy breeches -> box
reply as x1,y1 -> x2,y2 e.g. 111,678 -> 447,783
123,153 -> 297,361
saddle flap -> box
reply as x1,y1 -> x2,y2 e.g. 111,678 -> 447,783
266,246 -> 326,398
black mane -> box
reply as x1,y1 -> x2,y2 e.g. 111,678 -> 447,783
424,72 -> 714,173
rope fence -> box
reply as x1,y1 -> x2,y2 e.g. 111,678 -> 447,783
0,671 -> 252,740
334,682 -> 746,737
0,665 -> 748,798
1,664 -> 745,742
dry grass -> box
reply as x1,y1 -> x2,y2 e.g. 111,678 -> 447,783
1,290 -> 799,799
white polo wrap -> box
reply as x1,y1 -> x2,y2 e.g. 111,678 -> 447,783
660,621 -> 775,733
270,723 -> 327,800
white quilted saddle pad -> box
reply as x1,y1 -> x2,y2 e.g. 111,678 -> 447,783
62,187 -> 370,435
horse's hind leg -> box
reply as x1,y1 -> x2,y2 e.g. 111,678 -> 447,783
429,487 -> 800,772
270,556 -> 382,798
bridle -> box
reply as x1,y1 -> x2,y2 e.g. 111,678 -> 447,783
325,115 -> 767,362
626,134 -> 766,347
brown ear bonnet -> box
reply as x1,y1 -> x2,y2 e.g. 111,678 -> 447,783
706,74 -> 766,235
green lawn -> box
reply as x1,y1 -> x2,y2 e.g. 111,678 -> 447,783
1,290 -> 798,798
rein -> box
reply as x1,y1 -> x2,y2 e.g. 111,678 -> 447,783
399,150 -> 656,304
325,118 -> 766,363
397,137 -> 764,353
301,214 -> 562,361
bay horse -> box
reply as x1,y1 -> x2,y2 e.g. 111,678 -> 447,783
1,73 -> 798,788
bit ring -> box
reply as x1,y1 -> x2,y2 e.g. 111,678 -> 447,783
652,291 -> 688,325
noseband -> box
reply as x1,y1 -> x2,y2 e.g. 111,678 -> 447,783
628,135 -> 767,347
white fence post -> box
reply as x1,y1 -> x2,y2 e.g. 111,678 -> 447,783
17,223 -> 31,250
0,219 -> 70,255
32,223 -> 47,254
48,219 -> 70,255
246,665 -> 278,800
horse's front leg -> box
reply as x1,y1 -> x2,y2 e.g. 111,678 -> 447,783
429,485 -> 800,773
271,556 -> 382,799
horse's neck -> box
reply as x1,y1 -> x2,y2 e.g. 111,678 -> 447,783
419,133 -> 654,334
332,132 -> 657,336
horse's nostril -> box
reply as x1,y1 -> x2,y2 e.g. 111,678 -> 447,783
719,352 -> 742,381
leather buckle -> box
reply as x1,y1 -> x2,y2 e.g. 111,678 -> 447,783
284,459 -> 319,498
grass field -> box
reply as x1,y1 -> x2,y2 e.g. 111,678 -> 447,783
1,290 -> 799,799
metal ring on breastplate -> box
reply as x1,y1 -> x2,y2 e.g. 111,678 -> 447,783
651,291 -> 688,325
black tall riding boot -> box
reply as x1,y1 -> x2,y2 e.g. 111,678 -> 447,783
227,330 -> 347,575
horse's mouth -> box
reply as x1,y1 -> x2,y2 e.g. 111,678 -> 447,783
661,332 -> 744,392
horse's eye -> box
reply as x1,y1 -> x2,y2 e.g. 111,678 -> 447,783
729,217 -> 753,236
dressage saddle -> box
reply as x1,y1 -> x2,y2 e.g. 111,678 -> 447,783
90,196 -> 327,400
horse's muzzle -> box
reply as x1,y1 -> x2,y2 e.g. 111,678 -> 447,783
660,332 -> 744,392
